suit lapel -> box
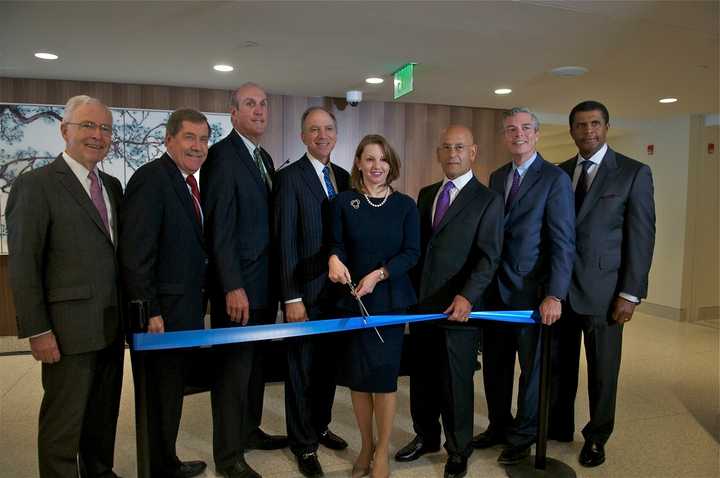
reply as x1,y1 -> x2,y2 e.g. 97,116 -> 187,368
507,154 -> 544,215
98,170 -> 120,248
434,178 -> 481,235
52,156 -> 113,243
419,181 -> 441,236
332,163 -> 350,192
229,132 -> 267,195
161,154 -> 203,241
298,155 -> 327,202
576,148 -> 619,224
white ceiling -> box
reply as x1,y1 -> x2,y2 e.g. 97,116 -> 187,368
1,1 -> 718,121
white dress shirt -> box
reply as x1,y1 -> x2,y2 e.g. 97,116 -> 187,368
572,143 -> 607,191
167,152 -> 203,225
307,152 -> 338,198
431,169 -> 474,224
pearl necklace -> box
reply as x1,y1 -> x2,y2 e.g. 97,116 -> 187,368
363,188 -> 390,208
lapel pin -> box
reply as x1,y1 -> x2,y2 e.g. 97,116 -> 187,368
350,199 -> 360,210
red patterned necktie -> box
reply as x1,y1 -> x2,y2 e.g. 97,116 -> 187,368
186,174 -> 202,225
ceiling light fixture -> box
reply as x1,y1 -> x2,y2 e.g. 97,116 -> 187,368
550,66 -> 588,77
34,52 -> 58,60
213,64 -> 234,72
659,97 -> 678,104
494,88 -> 512,95
365,77 -> 384,84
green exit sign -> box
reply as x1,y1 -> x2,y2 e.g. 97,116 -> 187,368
394,63 -> 415,99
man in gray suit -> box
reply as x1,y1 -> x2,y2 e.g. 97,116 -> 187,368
551,100 -> 655,467
7,95 -> 124,478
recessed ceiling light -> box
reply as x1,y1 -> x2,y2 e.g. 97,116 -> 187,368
213,64 -> 234,72
659,97 -> 678,104
550,66 -> 588,77
494,88 -> 512,95
365,77 -> 384,85
34,52 -> 58,60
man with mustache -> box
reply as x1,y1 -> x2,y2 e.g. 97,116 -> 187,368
7,95 -> 124,478
473,108 -> 575,466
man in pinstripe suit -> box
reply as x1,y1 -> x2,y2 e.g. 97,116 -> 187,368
275,106 -> 350,477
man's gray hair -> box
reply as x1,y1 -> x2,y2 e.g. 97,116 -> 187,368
502,107 -> 540,131
62,95 -> 106,123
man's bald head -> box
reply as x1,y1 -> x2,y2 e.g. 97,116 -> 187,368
436,124 -> 478,180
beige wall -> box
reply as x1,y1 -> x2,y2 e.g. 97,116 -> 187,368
682,119 -> 720,321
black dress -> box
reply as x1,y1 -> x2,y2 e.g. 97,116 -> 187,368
328,189 -> 420,392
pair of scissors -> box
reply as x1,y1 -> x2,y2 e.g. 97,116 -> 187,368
347,281 -> 384,343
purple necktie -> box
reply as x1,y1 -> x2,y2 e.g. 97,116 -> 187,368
88,170 -> 110,233
505,169 -> 521,214
433,181 -> 455,231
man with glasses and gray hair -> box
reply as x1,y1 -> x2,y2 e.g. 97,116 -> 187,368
7,95 -> 125,478
472,108 -> 575,466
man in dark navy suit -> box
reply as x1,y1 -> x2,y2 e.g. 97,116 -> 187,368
473,108 -> 575,466
551,101 -> 655,467
202,82 -> 285,478
275,106 -> 350,477
119,108 -> 210,478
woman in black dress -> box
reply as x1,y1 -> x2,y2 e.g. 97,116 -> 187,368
328,134 -> 420,478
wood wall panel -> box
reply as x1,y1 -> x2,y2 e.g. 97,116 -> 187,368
0,77 -> 507,336
0,257 -> 16,336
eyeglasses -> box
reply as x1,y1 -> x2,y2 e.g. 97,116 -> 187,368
65,121 -> 113,136
440,143 -> 471,153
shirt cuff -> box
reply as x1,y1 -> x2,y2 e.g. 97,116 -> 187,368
284,298 -> 303,304
619,292 -> 640,304
30,330 -> 52,338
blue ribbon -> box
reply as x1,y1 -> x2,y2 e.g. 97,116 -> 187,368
132,310 -> 537,351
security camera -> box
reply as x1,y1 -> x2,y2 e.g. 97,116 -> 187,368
346,90 -> 362,107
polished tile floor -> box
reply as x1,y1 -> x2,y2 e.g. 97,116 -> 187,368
1,312 -> 718,478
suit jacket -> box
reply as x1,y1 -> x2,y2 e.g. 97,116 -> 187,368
7,155 -> 123,354
489,154 -> 575,308
201,131 -> 276,325
119,154 -> 208,332
559,148 -> 655,315
415,177 -> 504,316
275,154 -> 349,308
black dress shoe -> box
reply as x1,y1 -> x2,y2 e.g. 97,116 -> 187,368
444,454 -> 468,478
246,428 -> 288,450
169,460 -> 207,478
297,451 -> 324,477
471,429 -> 506,449
394,435 -> 440,462
218,457 -> 261,478
497,445 -> 531,465
319,428 -> 348,450
579,440 -> 605,467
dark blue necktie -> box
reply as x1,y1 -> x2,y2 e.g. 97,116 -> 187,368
505,169 -> 521,214
323,166 -> 337,199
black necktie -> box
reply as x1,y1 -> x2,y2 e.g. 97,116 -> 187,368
575,160 -> 592,215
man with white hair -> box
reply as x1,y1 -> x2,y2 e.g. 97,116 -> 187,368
7,95 -> 125,478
